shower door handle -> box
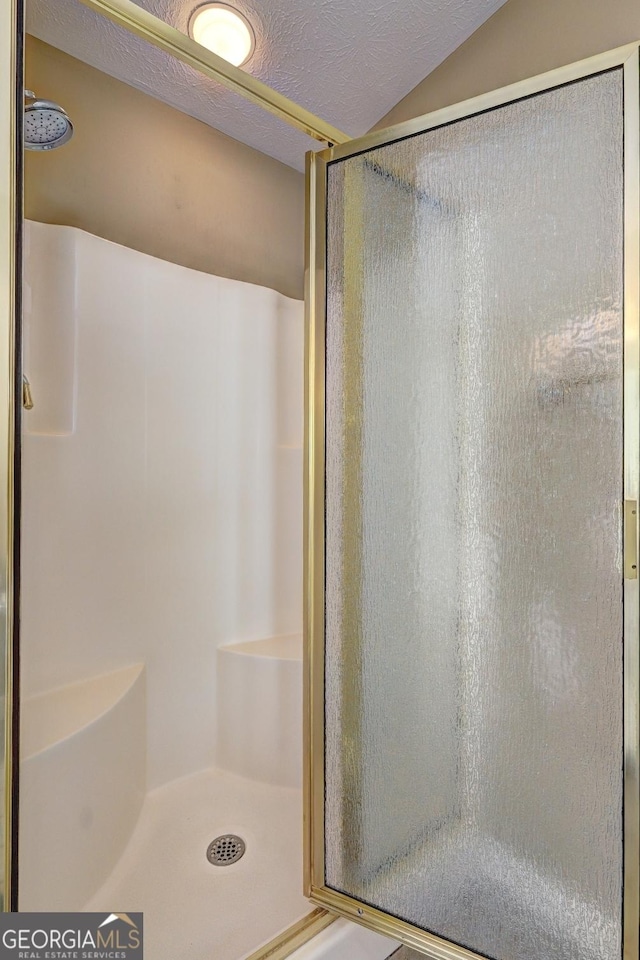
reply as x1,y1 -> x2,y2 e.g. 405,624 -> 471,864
624,500 -> 637,579
22,375 -> 34,410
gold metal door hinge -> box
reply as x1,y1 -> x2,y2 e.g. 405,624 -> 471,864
624,500 -> 638,579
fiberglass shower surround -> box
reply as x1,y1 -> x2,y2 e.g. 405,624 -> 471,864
19,220 -> 304,921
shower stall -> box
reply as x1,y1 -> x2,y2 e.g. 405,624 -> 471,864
0,2 -> 638,959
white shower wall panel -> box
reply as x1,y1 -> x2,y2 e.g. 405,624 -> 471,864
21,220 -> 304,787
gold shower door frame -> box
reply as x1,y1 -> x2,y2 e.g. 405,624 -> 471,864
304,43 -> 640,960
0,0 -> 21,913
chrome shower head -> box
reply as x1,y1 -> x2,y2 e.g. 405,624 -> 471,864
24,90 -> 73,151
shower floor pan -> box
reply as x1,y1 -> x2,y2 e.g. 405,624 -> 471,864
84,766 -> 310,960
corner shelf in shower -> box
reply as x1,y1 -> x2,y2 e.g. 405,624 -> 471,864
217,634 -> 302,788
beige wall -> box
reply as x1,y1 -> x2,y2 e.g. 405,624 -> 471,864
25,35 -> 305,299
376,0 -> 640,129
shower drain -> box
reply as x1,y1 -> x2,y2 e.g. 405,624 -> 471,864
206,834 -> 246,866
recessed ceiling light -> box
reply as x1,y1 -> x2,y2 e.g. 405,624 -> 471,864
189,3 -> 255,68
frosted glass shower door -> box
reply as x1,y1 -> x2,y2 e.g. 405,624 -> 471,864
305,46 -> 640,960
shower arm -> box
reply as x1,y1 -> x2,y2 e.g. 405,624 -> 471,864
76,0 -> 351,148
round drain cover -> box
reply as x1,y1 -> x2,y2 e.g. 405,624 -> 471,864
207,834 -> 246,866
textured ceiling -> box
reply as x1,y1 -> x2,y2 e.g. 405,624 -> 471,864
26,0 -> 508,171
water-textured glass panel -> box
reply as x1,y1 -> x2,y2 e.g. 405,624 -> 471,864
324,70 -> 624,960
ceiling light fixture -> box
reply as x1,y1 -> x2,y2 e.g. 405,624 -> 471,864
189,3 -> 255,67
